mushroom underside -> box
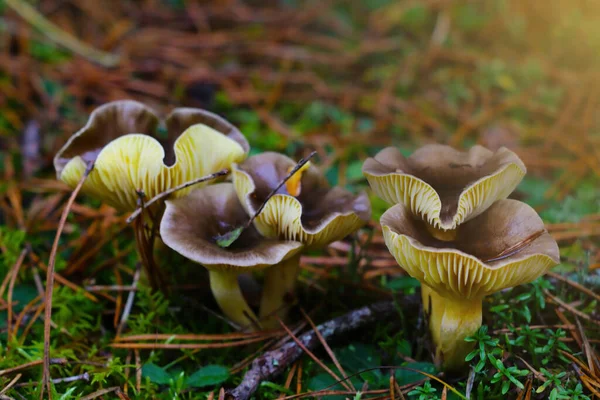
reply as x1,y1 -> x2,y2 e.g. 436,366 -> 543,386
381,199 -> 559,267
363,145 -> 526,224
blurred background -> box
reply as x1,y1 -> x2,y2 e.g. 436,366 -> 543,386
1,0 -> 599,226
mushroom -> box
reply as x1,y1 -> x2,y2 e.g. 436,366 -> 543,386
232,152 -> 371,327
54,100 -> 249,212
160,183 -> 303,330
362,145 -> 526,237
380,199 -> 559,371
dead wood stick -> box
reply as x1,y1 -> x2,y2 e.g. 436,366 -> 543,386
227,298 -> 417,400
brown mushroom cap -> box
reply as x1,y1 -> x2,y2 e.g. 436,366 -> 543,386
363,145 -> 526,230
381,199 -> 559,300
160,183 -> 303,270
54,101 -> 157,175
53,100 -> 249,211
232,152 -> 371,248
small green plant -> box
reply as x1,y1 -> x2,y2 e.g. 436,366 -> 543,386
408,381 -> 437,399
488,354 -> 529,395
535,329 -> 571,366
465,326 -> 501,372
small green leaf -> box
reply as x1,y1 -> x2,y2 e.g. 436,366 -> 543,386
141,363 -> 172,385
215,227 -> 244,248
185,365 -> 229,388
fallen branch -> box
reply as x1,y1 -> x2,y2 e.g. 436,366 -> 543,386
227,298 -> 417,400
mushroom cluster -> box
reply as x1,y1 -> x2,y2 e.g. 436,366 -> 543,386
363,144 -> 560,371
55,100 -> 371,332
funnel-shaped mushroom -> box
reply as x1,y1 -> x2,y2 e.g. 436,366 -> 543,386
233,152 -> 371,327
54,100 -> 249,211
381,199 -> 559,371
363,145 -> 526,233
160,183 -> 302,330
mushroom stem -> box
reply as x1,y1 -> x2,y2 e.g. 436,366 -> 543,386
209,270 -> 261,331
422,285 -> 482,372
259,254 -> 301,329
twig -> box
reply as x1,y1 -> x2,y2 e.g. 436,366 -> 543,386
247,151 -> 316,228
215,151 -> 316,247
110,336 -> 273,349
0,358 -> 67,377
41,162 -> 94,400
545,289 -> 600,326
85,284 -> 138,292
135,349 -> 141,393
116,263 -> 142,336
227,299 -> 418,400
6,249 -> 28,341
277,319 -> 351,393
126,169 -> 229,223
4,0 -> 119,67
465,368 -> 475,400
79,387 -> 121,400
546,271 -> 600,303
0,373 -> 21,395
482,230 -> 545,263
51,372 -> 90,384
298,308 -> 354,391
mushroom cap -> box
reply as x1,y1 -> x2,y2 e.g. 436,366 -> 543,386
232,152 -> 371,248
362,145 -> 526,230
160,183 -> 303,270
53,100 -> 249,211
381,199 -> 559,300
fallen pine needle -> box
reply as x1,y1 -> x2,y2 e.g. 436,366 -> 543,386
41,162 -> 93,400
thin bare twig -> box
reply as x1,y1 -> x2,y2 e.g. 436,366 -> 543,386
215,151 -> 317,246
126,169 -> 229,223
7,249 -> 28,341
0,373 -> 21,395
298,308 -> 354,391
0,358 -> 67,377
79,387 -> 121,400
50,372 -> 90,384
116,263 -> 142,336
246,151 -> 316,228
